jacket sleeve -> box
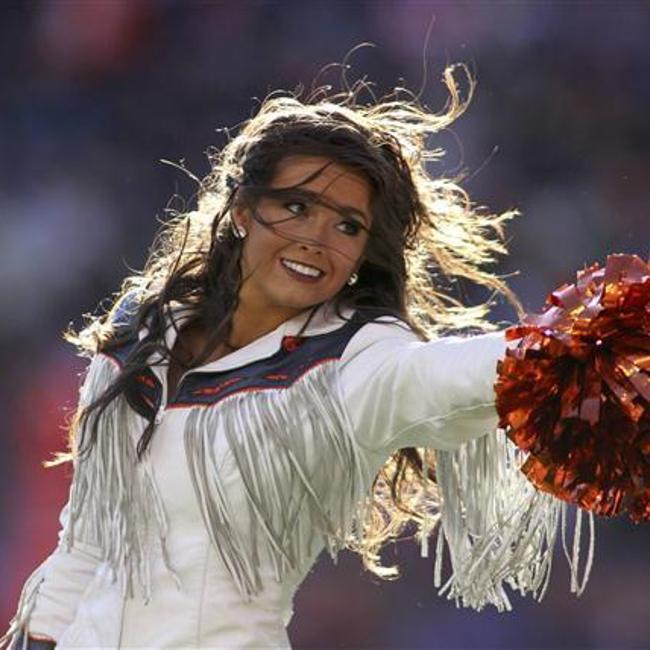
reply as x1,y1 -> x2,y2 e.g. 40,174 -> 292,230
2,500 -> 103,647
338,319 -> 508,453
2,358 -> 107,648
3,294 -> 144,648
338,319 -> 597,614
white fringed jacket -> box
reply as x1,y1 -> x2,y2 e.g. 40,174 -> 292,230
4,299 -> 582,649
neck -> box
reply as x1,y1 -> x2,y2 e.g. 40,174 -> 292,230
228,300 -> 307,349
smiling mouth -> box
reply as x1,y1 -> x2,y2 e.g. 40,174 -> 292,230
280,258 -> 325,280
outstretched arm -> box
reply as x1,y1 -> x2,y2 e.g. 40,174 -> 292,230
338,318 -> 571,613
339,318 -> 506,454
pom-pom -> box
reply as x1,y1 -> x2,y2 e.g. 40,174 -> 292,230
495,254 -> 650,522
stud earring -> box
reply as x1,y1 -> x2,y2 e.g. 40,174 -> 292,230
234,225 -> 248,239
347,272 -> 359,286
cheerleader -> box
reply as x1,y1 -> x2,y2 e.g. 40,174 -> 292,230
4,64 -> 648,649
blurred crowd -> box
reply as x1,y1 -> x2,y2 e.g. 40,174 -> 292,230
1,2 -> 649,648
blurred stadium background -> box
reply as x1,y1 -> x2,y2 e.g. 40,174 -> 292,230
1,2 -> 649,648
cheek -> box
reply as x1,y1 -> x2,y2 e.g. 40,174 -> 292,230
332,257 -> 356,280
329,236 -> 368,275
241,231 -> 285,272
341,236 -> 369,273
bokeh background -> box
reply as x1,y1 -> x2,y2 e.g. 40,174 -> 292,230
2,1 -> 650,648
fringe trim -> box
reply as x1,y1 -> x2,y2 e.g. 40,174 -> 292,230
5,352 -> 597,625
63,354 -> 181,603
432,429 -> 595,611
184,360 -> 373,598
0,564 -> 47,649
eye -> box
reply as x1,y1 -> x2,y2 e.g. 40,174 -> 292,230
284,201 -> 309,217
337,219 -> 363,236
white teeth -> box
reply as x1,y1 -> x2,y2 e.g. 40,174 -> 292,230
281,259 -> 323,278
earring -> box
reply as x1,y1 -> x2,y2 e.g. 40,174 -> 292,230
234,225 -> 248,239
347,272 -> 358,286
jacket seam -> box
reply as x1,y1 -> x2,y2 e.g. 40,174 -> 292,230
195,542 -> 211,649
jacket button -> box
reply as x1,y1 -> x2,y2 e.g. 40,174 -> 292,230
282,336 -> 304,352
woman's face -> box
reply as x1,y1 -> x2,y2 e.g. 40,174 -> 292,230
232,155 -> 373,317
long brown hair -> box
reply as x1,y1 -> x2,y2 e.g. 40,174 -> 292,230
52,63 -> 521,577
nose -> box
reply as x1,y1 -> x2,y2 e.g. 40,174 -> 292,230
297,237 -> 325,256
296,213 -> 331,251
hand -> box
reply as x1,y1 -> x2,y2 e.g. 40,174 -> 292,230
12,631 -> 56,650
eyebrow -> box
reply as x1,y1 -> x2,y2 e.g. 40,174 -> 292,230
297,188 -> 371,225
338,203 -> 370,225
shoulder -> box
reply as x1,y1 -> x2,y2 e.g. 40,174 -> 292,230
99,290 -> 151,360
108,290 -> 146,331
341,311 -> 423,361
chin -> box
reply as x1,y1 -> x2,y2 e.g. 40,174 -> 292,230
271,291 -> 333,312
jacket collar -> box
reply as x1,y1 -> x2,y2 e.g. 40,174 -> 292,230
146,299 -> 354,375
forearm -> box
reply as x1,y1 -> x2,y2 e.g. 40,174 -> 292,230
2,505 -> 103,649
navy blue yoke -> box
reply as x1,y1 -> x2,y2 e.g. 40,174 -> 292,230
100,307 -> 400,412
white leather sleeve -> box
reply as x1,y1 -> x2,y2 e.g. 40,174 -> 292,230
7,498 -> 103,643
4,356 -> 106,645
339,320 -> 508,453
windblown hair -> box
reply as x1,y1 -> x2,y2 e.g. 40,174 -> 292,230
55,63 -> 521,577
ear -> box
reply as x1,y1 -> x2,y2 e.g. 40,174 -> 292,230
230,204 -> 251,232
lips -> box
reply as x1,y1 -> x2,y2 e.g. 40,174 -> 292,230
280,257 -> 325,283
280,258 -> 324,275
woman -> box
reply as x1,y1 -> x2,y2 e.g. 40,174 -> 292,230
2,66 -> 588,648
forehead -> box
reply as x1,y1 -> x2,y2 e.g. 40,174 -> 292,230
269,155 -> 373,217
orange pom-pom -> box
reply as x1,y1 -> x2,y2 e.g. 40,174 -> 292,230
495,254 -> 650,522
